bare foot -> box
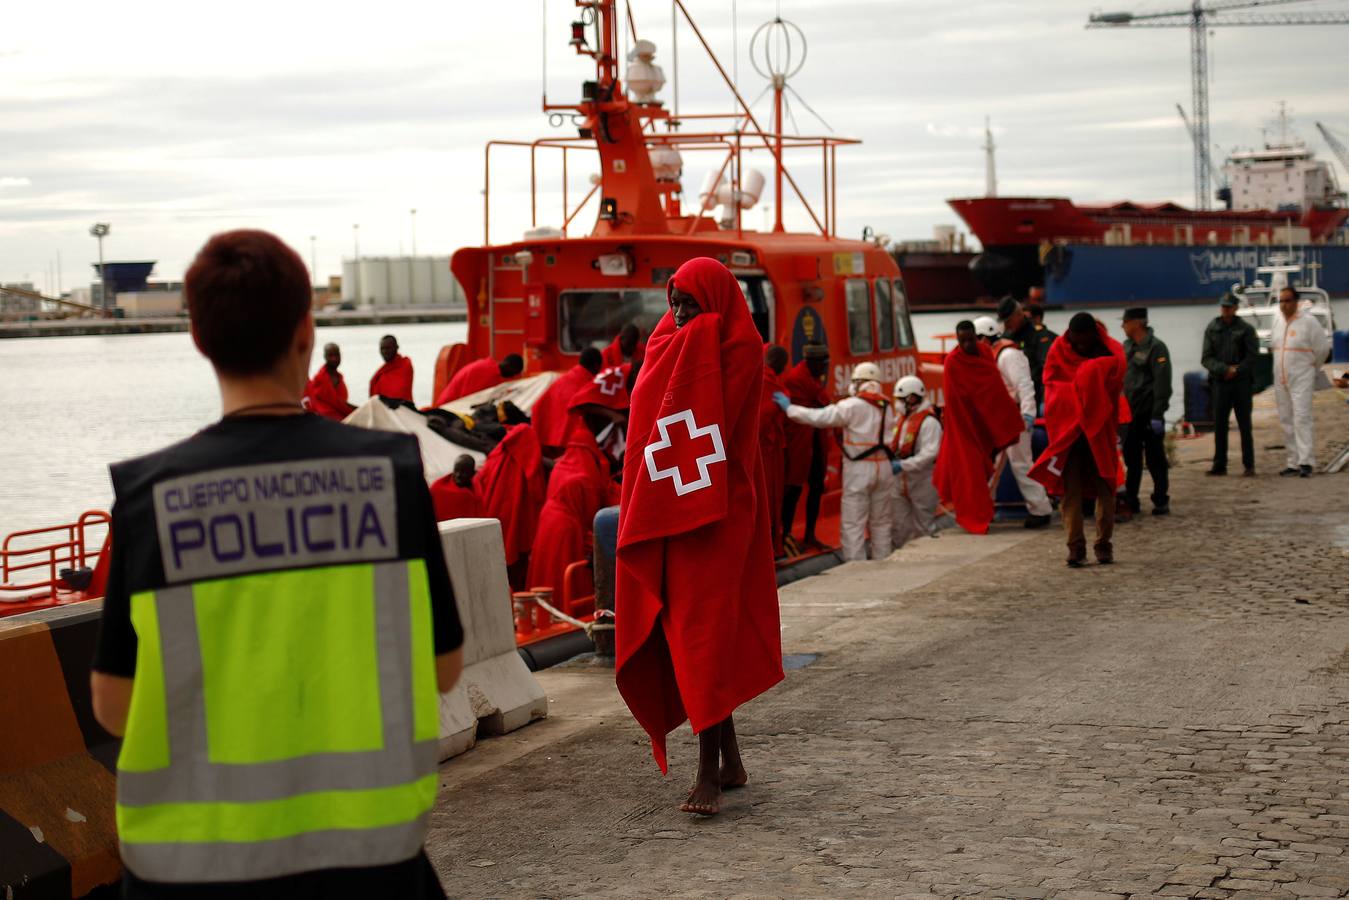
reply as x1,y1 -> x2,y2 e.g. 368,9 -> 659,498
720,763 -> 748,790
680,781 -> 721,816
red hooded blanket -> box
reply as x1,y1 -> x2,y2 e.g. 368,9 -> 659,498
435,357 -> 502,406
476,424 -> 546,566
369,354 -> 414,403
933,343 -> 1024,534
303,368 -> 355,421
759,363 -> 788,557
601,334 -> 646,369
429,477 -> 485,522
530,363 -> 595,450
616,258 -> 783,773
1029,324 -> 1130,495
781,361 -> 830,486
527,427 -> 620,595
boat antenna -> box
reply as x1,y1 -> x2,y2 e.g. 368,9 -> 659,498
984,116 -> 998,198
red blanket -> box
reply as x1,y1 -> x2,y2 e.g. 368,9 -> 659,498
616,258 -> 783,773
601,334 -> 645,369
781,360 -> 830,486
435,357 -> 502,406
429,477 -> 485,522
933,343 -> 1024,534
760,364 -> 788,557
530,364 -> 594,451
1029,324 -> 1130,494
369,354 -> 414,403
477,424 -> 546,566
302,368 -> 355,421
526,428 -> 619,595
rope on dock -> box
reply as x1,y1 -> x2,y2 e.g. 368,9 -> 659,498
531,596 -> 615,640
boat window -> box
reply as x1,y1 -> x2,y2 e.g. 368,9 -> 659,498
874,278 -> 896,351
558,289 -> 669,353
736,276 -> 774,343
845,279 -> 874,354
892,279 -> 914,348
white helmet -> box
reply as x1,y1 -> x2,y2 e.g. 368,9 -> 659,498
972,315 -> 1000,339
893,375 -> 925,400
851,361 -> 882,383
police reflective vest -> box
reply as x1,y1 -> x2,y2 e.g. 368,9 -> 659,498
107,426 -> 445,883
891,408 -> 935,460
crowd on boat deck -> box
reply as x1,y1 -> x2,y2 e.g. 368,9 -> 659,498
299,284 -> 1334,584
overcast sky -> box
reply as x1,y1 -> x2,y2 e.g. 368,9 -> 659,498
3,0 -> 1348,292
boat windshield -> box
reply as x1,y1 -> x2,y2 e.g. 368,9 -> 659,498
559,277 -> 775,353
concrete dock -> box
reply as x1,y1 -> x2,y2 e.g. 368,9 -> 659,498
0,306 -> 465,339
425,386 -> 1349,899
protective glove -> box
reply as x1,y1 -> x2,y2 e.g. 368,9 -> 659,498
1150,418 -> 1164,436
891,459 -> 903,475
1022,414 -> 1035,432
773,392 -> 790,412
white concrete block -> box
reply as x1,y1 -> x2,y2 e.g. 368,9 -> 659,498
435,518 -> 547,761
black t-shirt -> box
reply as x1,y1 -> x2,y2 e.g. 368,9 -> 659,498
94,413 -> 462,675
92,414 -> 460,900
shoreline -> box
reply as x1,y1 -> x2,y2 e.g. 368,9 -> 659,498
0,307 -> 467,340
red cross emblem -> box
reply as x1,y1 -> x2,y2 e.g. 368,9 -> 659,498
643,409 -> 726,496
595,367 -> 625,396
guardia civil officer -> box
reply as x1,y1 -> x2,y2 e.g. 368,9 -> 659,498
1120,307 -> 1173,515
1200,292 -> 1260,476
91,230 -> 463,899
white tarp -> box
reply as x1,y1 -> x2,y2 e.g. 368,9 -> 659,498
343,401 -> 484,483
440,371 -> 561,417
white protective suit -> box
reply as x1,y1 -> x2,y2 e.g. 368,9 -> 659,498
891,400 -> 943,550
993,343 -> 1053,516
786,382 -> 897,561
1271,309 -> 1330,468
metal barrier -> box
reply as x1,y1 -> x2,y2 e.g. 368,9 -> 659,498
1,511 -> 110,602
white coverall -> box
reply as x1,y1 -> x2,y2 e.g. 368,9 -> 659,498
786,385 -> 897,561
994,344 -> 1053,516
891,401 -> 943,550
1271,309 -> 1330,468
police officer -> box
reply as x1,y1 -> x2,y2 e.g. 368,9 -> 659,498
91,230 -> 463,898
997,296 -> 1049,409
1120,307 -> 1173,515
1200,292 -> 1260,476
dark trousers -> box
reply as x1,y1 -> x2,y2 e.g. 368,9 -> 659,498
1062,439 -> 1114,554
781,437 -> 827,543
1211,377 -> 1254,472
1122,419 -> 1169,509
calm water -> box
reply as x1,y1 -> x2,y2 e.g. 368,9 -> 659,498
1,304 -> 1345,535
0,322 -> 466,534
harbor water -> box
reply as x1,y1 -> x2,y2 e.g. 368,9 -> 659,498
1,304 -> 1345,536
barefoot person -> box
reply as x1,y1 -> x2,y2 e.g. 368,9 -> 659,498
616,257 -> 783,817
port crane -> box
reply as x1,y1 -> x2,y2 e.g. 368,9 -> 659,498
1088,0 -> 1349,211
1316,121 -> 1349,179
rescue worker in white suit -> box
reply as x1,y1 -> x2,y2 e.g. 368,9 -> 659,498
888,375 -> 943,550
775,361 -> 896,561
973,315 -> 1053,528
1272,285 -> 1331,477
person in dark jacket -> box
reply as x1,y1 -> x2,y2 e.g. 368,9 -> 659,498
1200,292 -> 1260,476
997,296 -> 1049,409
1120,307 -> 1173,515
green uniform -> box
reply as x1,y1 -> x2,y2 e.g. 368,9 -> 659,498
1201,315 -> 1260,472
1122,328 -> 1172,511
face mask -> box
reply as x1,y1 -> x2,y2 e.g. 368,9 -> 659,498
848,381 -> 861,397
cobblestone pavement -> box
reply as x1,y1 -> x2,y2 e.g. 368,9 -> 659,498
425,388 -> 1349,899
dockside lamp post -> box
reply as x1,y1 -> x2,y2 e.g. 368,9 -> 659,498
352,223 -> 361,306
410,208 -> 417,257
89,222 -> 110,309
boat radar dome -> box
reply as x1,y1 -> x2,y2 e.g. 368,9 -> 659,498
625,40 -> 665,104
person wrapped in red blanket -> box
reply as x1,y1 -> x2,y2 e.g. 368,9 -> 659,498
933,321 -> 1025,535
433,354 -> 524,407
601,323 -> 646,370
526,373 -> 626,601
430,454 -> 485,522
616,257 -> 783,817
780,342 -> 831,550
368,334 -> 415,404
760,345 -> 790,558
530,347 -> 604,454
1029,313 -> 1130,567
476,423 -> 546,588
302,342 -> 357,421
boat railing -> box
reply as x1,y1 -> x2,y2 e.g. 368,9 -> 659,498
1,510 -> 110,599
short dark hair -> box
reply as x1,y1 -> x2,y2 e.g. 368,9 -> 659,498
579,346 -> 603,372
186,230 -> 310,375
500,353 -> 525,376
955,319 -> 975,334
764,344 -> 788,371
1279,285 -> 1299,299
1068,312 -> 1097,335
